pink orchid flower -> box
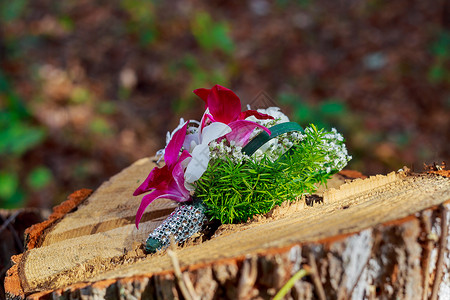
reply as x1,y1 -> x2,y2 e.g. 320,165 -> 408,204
133,122 -> 191,228
194,85 -> 274,146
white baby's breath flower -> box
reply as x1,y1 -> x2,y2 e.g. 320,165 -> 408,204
244,107 -> 289,141
256,107 -> 290,123
208,138 -> 250,164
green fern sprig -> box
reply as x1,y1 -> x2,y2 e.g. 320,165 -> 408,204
194,124 -> 349,224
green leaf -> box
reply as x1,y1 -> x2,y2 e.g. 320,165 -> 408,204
97,102 -> 117,115
0,70 -> 29,118
428,64 -> 446,84
70,87 -> 91,103
59,16 -> 75,31
191,12 -> 234,54
242,122 -> 304,156
0,171 -> 18,199
1,189 -> 25,209
0,123 -> 46,156
27,166 -> 53,190
319,101 -> 346,117
293,104 -> 313,123
431,31 -> 450,59
89,117 -> 113,135
0,0 -> 27,22
140,29 -> 157,46
121,0 -> 157,46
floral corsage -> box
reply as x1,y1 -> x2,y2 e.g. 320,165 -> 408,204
134,85 -> 351,253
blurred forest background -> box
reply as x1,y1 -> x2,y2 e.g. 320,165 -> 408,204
0,0 -> 449,210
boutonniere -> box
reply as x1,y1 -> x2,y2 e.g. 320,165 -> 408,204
134,85 -> 351,253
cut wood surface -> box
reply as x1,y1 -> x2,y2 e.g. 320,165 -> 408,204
5,157 -> 450,299
0,209 -> 48,300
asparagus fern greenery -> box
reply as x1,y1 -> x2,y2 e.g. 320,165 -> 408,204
134,85 -> 351,252
195,124 -> 349,223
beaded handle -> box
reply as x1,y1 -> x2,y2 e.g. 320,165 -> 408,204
145,200 -> 207,253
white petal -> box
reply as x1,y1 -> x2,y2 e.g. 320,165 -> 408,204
201,122 -> 231,144
184,181 -> 195,192
257,107 -> 290,123
189,140 -> 198,152
184,144 -> 211,183
244,115 -> 258,122
183,132 -> 200,152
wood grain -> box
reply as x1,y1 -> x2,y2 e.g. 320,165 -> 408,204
4,157 -> 450,299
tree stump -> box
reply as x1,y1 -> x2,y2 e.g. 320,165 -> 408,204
4,157 -> 450,300
0,209 -> 48,300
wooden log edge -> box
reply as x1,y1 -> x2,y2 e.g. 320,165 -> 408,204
2,170 -> 363,300
10,198 -> 450,299
24,188 -> 93,251
4,189 -> 92,299
5,171 -> 449,299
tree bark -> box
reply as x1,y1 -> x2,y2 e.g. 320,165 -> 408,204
4,157 -> 450,300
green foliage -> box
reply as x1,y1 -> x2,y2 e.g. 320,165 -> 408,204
121,0 -> 157,46
58,16 -> 75,32
276,0 -> 312,8
170,54 -> 230,114
428,65 -> 446,83
273,269 -> 309,300
0,71 -> 48,208
276,0 -> 290,7
0,172 -> 19,199
0,118 -> 46,156
431,31 -> 450,59
0,72 -> 46,157
27,166 -> 53,190
181,55 -> 228,88
195,125 -> 339,223
89,117 -> 114,136
297,0 -> 313,8
97,102 -> 117,115
279,93 -> 347,129
428,30 -> 450,84
0,171 -> 25,208
0,71 -> 28,117
0,0 -> 27,23
70,87 -> 91,104
318,100 -> 346,116
191,12 -> 234,55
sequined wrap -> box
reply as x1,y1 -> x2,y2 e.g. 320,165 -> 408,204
145,200 -> 207,253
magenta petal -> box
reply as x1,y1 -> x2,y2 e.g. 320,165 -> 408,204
207,85 -> 241,124
133,171 -> 155,196
164,122 -> 188,167
239,110 -> 274,120
133,152 -> 189,197
225,120 -> 271,147
173,151 -> 191,198
200,112 -> 215,132
178,149 -> 191,163
135,187 -> 190,228
135,189 -> 166,228
171,162 -> 190,198
133,165 -> 170,196
193,88 -> 211,105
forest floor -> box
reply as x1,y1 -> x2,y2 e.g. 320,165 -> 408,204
0,0 -> 449,209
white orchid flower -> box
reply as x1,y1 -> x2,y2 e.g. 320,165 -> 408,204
184,122 -> 231,189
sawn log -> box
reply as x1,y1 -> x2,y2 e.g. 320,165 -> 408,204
4,157 -> 450,299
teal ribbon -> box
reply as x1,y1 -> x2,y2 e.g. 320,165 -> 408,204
242,122 -> 304,156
